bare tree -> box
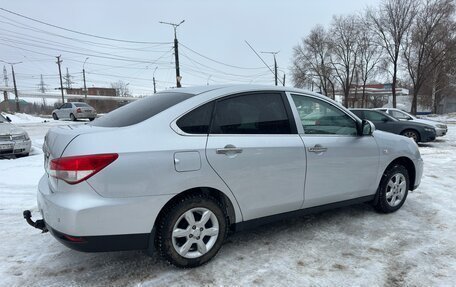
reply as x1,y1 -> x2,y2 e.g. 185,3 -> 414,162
369,0 -> 418,108
292,25 -> 334,98
403,0 -> 455,114
358,14 -> 383,108
110,81 -> 131,97
329,15 -> 361,107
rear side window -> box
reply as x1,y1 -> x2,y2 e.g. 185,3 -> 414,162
176,102 -> 214,134
210,93 -> 292,134
91,92 -> 195,127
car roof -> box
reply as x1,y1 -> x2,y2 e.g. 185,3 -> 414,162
158,84 -> 331,101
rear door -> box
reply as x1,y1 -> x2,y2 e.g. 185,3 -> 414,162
205,92 -> 306,220
290,94 -> 379,207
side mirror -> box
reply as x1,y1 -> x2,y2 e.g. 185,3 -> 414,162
361,119 -> 375,136
6,116 -> 11,122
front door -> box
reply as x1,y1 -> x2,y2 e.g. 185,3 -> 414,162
205,92 -> 306,220
289,94 -> 380,208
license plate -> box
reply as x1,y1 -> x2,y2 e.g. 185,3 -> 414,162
0,143 -> 13,150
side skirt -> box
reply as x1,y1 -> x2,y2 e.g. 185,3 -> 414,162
234,195 -> 375,232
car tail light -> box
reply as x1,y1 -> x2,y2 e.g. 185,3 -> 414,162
49,154 -> 118,184
76,108 -> 82,113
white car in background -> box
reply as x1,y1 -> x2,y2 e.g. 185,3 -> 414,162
375,108 -> 448,137
0,113 -> 31,157
52,102 -> 97,121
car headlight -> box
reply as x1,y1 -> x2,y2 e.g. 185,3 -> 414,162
424,127 -> 435,132
12,133 -> 29,141
436,124 -> 447,129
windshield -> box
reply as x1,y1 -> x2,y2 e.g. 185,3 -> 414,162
91,92 -> 195,127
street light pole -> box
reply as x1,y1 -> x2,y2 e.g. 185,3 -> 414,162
83,57 -> 89,100
159,20 -> 185,88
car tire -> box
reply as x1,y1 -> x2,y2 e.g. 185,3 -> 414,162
156,194 -> 228,268
52,113 -> 59,120
401,129 -> 420,142
70,113 -> 76,121
374,164 -> 409,213
89,117 -> 95,121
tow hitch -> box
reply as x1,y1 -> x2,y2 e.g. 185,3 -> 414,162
23,210 -> 48,233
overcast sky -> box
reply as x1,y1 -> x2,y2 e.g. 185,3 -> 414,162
0,0 -> 381,96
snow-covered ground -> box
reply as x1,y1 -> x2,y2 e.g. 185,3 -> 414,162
0,115 -> 455,287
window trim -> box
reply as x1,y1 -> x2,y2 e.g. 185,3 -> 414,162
289,92 -> 361,137
208,91 -> 298,135
171,91 -> 298,136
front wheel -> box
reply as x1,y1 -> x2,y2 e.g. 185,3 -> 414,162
52,113 -> 58,120
156,194 -> 227,268
401,129 -> 420,142
374,165 -> 409,213
89,117 -> 95,121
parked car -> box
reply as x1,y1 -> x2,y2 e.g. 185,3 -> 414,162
0,113 -> 31,157
375,108 -> 448,137
25,85 -> 423,268
350,109 -> 436,143
52,102 -> 97,121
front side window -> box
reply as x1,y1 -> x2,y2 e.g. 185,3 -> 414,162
291,94 -> 357,135
210,93 -> 292,134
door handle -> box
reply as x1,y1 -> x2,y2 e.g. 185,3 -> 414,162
308,144 -> 328,153
216,145 -> 243,155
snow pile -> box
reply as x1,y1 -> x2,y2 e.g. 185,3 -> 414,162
421,113 -> 456,123
1,112 -> 47,123
0,123 -> 455,286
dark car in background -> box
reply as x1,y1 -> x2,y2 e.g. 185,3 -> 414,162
350,109 -> 436,143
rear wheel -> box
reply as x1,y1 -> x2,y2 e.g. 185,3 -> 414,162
156,194 -> 227,268
401,129 -> 420,142
70,113 -> 76,121
374,164 -> 409,213
89,117 -> 95,121
52,113 -> 58,120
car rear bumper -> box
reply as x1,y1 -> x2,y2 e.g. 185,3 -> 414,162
75,112 -> 97,119
37,175 -> 173,238
46,224 -> 150,252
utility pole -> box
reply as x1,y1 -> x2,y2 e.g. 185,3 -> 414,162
56,55 -> 64,103
283,73 -> 286,87
11,64 -> 20,112
2,66 -> 8,102
83,57 -> 89,100
153,66 -> 157,94
261,51 -> 279,86
159,20 -> 185,88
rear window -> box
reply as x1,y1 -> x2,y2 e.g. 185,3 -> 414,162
91,92 -> 195,127
74,103 -> 90,107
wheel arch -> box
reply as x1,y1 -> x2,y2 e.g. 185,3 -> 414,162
384,156 -> 416,190
153,187 -> 237,234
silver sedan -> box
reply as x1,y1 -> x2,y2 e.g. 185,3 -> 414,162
0,113 -> 31,157
27,85 -> 423,268
52,102 -> 97,121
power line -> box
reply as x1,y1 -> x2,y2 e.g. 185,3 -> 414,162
180,42 -> 267,70
245,41 -> 283,85
0,8 -> 169,45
